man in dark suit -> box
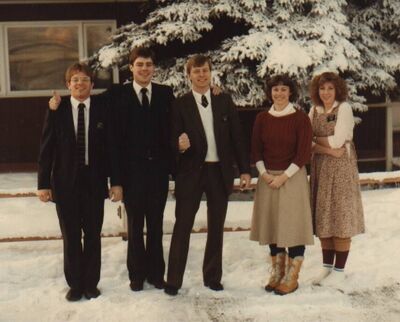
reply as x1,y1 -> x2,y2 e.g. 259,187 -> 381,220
109,48 -> 175,291
164,54 -> 251,296
49,49 -> 174,292
38,63 -> 122,301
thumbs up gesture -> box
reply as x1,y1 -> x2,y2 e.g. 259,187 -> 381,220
49,90 -> 61,110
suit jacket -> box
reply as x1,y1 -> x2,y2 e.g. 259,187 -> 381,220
106,82 -> 175,196
171,91 -> 250,198
38,95 -> 112,203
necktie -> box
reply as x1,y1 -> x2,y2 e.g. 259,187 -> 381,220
76,103 -> 86,167
201,95 -> 208,108
141,87 -> 149,109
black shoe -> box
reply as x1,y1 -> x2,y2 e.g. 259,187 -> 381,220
164,285 -> 178,296
130,281 -> 144,292
66,288 -> 82,302
84,288 -> 101,299
148,279 -> 166,289
204,281 -> 224,291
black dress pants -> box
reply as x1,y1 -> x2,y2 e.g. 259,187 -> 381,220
124,163 -> 169,284
167,163 -> 228,289
55,168 -> 104,291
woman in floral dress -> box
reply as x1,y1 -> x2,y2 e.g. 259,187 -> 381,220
309,72 -> 365,287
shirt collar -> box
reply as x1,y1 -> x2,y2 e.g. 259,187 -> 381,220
192,89 -> 211,105
315,100 -> 339,113
133,80 -> 152,98
269,102 -> 295,116
70,96 -> 90,110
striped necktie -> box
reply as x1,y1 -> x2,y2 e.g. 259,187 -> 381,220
76,103 -> 86,167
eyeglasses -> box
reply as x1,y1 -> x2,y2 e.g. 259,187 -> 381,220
70,77 -> 91,83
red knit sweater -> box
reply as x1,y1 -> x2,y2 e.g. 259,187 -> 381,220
251,109 -> 312,170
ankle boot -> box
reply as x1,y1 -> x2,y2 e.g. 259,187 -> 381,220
312,264 -> 333,285
265,252 -> 286,292
274,256 -> 304,295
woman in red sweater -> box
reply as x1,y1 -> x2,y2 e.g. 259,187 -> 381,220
250,74 -> 313,295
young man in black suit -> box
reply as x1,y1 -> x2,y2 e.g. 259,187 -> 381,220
49,49 -> 175,292
38,63 -> 122,301
164,54 -> 251,296
109,48 -> 175,291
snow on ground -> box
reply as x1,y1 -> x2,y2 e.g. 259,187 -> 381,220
0,174 -> 400,321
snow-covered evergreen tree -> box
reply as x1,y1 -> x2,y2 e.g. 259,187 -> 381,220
95,0 -> 400,109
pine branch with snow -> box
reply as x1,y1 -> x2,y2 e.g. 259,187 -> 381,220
94,0 -> 400,109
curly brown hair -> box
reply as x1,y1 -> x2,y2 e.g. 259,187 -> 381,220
309,72 -> 348,106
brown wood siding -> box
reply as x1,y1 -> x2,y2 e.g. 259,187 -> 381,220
0,97 -> 47,165
0,2 -> 145,25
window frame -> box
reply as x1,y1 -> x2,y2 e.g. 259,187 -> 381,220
0,19 -> 118,98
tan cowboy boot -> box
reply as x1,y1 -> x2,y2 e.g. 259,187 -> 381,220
274,256 -> 304,295
265,252 -> 287,292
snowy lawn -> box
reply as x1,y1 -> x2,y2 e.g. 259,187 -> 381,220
1,188 -> 400,321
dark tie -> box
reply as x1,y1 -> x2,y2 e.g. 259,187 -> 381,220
76,103 -> 86,167
141,87 -> 149,109
201,95 -> 208,108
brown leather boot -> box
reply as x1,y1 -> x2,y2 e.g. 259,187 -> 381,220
274,256 -> 304,295
265,252 -> 287,292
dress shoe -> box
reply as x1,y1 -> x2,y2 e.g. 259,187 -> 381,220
84,288 -> 101,299
129,281 -> 144,292
65,288 -> 82,302
164,285 -> 178,296
204,281 -> 224,291
148,279 -> 166,289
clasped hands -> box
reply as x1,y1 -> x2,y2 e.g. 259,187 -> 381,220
261,171 -> 288,189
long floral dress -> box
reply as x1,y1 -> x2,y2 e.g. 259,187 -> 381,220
310,105 -> 365,238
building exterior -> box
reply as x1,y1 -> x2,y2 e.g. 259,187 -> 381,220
0,0 -> 145,171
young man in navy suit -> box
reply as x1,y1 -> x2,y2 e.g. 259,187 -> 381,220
38,63 -> 122,301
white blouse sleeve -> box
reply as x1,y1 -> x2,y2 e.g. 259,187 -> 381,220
327,102 -> 354,148
255,160 -> 266,175
284,163 -> 300,178
308,106 -> 314,124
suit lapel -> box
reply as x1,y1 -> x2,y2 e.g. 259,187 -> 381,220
150,82 -> 158,110
64,99 -> 76,142
210,93 -> 221,146
187,93 -> 207,141
88,98 -> 97,165
126,82 -> 141,108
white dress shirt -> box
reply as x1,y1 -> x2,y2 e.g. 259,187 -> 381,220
309,101 -> 354,155
133,80 -> 152,105
256,103 -> 300,178
70,96 -> 90,165
192,89 -> 219,162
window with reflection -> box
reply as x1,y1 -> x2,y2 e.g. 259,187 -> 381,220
7,26 -> 79,91
1,21 -> 116,96
85,24 -> 115,89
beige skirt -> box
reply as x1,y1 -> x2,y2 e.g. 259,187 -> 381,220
250,167 -> 314,247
